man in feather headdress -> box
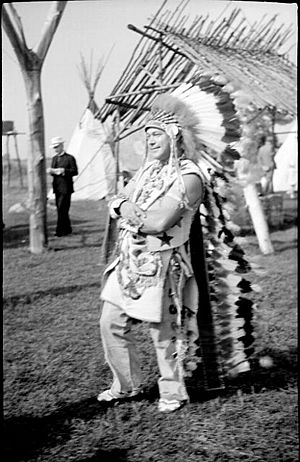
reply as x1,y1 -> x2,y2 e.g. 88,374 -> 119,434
97,85 -> 255,412
98,93 -> 207,412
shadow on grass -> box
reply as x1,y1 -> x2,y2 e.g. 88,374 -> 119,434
245,238 -> 298,253
238,220 -> 297,237
3,393 -> 140,462
2,225 -> 30,248
50,239 -> 104,251
2,222 -> 104,249
272,241 -> 298,253
3,347 -> 297,461
244,229 -> 297,253
270,219 -> 298,232
3,397 -> 129,462
228,346 -> 297,392
3,281 -> 102,307
77,448 -> 128,462
188,346 -> 297,403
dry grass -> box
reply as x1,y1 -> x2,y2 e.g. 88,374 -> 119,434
2,174 -> 298,462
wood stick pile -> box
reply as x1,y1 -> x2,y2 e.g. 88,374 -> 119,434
97,0 -> 296,137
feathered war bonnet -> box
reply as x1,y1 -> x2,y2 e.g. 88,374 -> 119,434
144,82 -> 241,179
141,82 -> 241,200
142,92 -> 207,206
144,92 -> 204,163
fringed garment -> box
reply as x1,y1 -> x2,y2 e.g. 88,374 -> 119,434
101,156 -> 257,392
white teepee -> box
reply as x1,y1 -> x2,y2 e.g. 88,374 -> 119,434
68,104 -> 116,201
48,54 -> 116,202
273,120 -> 298,194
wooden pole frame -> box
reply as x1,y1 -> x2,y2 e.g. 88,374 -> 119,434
13,133 -> 24,188
5,135 -> 11,187
98,2 -> 295,258
114,108 -> 121,192
3,132 -> 25,188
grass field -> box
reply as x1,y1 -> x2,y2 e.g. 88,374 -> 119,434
2,175 -> 298,462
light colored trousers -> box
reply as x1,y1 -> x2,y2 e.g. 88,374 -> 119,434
100,299 -> 189,402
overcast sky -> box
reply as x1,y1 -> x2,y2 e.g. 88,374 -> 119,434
2,0 -> 297,158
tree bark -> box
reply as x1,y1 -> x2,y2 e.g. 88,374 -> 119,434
2,2 -> 67,253
23,68 -> 48,253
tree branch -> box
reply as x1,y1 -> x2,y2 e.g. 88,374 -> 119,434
7,3 -> 28,49
1,4 -> 27,68
34,1 -> 67,61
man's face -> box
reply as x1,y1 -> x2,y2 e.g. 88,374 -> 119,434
52,143 -> 64,155
146,128 -> 170,162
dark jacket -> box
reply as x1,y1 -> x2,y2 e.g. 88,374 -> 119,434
51,153 -> 78,195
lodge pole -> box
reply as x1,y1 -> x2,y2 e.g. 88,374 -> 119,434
6,135 -> 11,187
13,133 -> 24,188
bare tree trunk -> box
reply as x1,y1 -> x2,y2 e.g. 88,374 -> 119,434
243,183 -> 274,255
2,1 -> 67,254
235,109 -> 274,255
23,69 -> 48,253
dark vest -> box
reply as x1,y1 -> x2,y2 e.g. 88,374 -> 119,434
51,153 -> 78,194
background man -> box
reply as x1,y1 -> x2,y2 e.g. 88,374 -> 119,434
47,136 -> 78,236
257,135 -> 276,195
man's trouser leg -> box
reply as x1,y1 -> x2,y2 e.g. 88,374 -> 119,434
100,301 -> 143,395
56,193 -> 72,235
149,288 -> 189,403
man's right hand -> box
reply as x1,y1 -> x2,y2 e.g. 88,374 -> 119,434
119,201 -> 146,226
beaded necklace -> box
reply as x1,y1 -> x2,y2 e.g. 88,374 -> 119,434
134,160 -> 168,207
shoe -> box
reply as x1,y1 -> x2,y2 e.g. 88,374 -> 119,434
97,388 -> 141,403
158,398 -> 185,413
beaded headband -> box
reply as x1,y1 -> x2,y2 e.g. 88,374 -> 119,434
145,109 -> 182,133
